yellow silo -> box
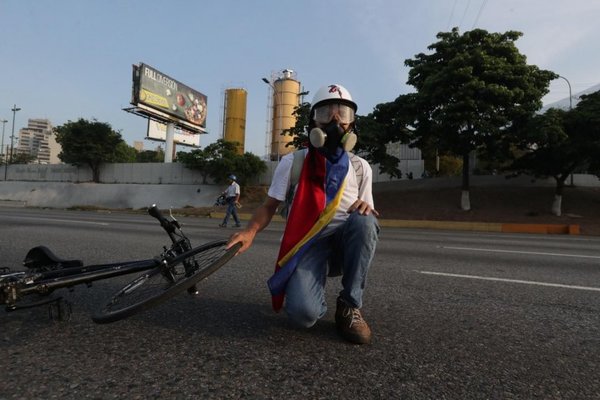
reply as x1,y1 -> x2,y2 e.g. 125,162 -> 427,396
223,88 -> 247,154
269,69 -> 300,160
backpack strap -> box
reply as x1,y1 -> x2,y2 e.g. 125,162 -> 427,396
289,149 -> 307,189
348,152 -> 364,188
279,149 -> 307,219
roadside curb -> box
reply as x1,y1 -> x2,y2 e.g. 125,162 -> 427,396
208,212 -> 580,235
0,200 -> 27,207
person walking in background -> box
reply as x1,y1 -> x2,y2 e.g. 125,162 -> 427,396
219,174 -> 241,228
226,84 -> 379,344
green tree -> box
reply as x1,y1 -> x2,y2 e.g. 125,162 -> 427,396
54,118 -> 126,182
231,152 -> 267,185
355,94 -> 416,178
581,92 -> 600,178
285,101 -> 311,150
177,139 -> 237,184
405,28 -> 557,210
177,139 -> 266,186
114,142 -> 138,163
177,146 -> 213,184
510,90 -> 600,215
136,148 -> 164,163
10,152 -> 37,164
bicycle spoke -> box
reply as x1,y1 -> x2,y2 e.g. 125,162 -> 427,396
92,240 -> 240,324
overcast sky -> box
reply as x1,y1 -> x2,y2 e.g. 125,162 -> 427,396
2,0 -> 599,157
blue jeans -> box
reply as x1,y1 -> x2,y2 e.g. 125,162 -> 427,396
284,212 -> 379,328
222,197 -> 240,226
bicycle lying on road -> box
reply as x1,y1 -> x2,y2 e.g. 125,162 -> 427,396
0,205 -> 240,323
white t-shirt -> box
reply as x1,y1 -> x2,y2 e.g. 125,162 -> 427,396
267,150 -> 374,234
224,181 -> 240,198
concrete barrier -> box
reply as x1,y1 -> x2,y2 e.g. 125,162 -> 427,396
0,179 -> 585,236
0,181 -> 220,209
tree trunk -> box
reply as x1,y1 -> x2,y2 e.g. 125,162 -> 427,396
551,195 -> 562,217
461,153 -> 471,211
552,178 -> 566,216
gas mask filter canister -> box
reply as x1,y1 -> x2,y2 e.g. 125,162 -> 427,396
309,121 -> 357,152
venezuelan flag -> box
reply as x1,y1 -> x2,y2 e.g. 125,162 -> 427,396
268,149 -> 349,312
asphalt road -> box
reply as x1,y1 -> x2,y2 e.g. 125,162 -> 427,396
1,206 -> 600,399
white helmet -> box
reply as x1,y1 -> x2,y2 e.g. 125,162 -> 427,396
311,84 -> 357,112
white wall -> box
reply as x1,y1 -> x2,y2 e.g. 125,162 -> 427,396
2,161 -> 598,188
0,181 -> 220,209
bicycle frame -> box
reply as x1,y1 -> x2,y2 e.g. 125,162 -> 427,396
1,205 -> 193,312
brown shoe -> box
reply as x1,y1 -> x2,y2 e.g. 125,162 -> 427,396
335,297 -> 372,344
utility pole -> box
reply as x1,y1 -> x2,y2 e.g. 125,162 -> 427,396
7,105 -> 21,180
1,119 -> 7,180
262,77 -> 282,161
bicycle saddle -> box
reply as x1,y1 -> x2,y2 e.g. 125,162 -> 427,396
23,246 -> 83,270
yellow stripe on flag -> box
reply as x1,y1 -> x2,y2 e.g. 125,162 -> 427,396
278,178 -> 347,267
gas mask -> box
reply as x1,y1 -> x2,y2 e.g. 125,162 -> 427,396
309,121 -> 357,154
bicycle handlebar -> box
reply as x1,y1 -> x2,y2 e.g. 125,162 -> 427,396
148,204 -> 169,226
148,204 -> 177,239
148,204 -> 193,253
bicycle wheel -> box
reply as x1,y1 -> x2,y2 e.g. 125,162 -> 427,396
92,240 -> 241,324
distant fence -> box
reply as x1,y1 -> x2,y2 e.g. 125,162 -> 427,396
2,159 -> 426,186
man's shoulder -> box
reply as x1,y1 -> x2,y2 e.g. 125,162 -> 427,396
282,150 -> 304,161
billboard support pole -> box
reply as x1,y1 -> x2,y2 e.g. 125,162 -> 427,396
164,122 -> 175,163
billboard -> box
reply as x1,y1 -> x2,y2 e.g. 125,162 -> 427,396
131,63 -> 207,131
147,120 -> 200,147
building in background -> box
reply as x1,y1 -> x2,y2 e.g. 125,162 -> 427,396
222,87 -> 247,155
16,119 -> 61,164
385,142 -> 424,179
263,69 -> 301,160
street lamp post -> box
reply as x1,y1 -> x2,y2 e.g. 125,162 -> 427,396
7,105 -> 21,180
557,76 -> 574,186
262,77 -> 282,161
558,75 -> 573,110
1,119 -> 7,180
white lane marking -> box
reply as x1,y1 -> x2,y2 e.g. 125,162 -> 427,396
16,216 -> 110,226
440,245 -> 600,260
417,270 -> 600,292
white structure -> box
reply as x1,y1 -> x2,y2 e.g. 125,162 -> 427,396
384,142 -> 424,179
542,82 -> 600,111
16,119 -> 61,164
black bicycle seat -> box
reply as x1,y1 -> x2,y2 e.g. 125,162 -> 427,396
23,246 -> 83,270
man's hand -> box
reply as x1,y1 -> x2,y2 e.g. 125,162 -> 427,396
225,196 -> 280,256
347,199 -> 379,217
226,228 -> 256,255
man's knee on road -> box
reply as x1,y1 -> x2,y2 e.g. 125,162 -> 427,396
285,299 -> 321,328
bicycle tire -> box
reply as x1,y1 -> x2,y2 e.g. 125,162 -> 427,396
92,240 -> 241,324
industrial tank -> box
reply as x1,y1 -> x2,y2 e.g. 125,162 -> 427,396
268,69 -> 301,160
223,88 -> 247,155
